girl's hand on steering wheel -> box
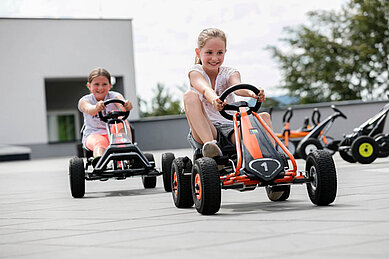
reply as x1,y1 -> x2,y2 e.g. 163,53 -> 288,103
252,88 -> 265,102
211,97 -> 225,111
123,100 -> 133,111
95,101 -> 106,112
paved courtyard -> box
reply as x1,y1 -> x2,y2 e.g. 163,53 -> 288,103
0,149 -> 388,258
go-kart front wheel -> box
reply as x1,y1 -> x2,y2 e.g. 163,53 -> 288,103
305,150 -> 337,206
69,157 -> 85,198
161,152 -> 175,192
142,153 -> 157,188
171,157 -> 193,208
266,185 -> 291,201
191,157 -> 221,215
351,136 -> 378,164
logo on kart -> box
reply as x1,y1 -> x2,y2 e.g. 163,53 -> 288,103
248,158 -> 281,180
249,128 -> 258,134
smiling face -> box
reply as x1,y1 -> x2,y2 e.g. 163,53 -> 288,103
196,37 -> 226,73
87,75 -> 112,101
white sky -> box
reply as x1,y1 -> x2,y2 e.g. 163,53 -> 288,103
0,0 -> 345,104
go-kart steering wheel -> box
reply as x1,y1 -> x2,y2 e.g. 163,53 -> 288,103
219,84 -> 262,120
98,99 -> 130,122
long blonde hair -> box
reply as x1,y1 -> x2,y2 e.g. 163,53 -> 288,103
195,28 -> 227,65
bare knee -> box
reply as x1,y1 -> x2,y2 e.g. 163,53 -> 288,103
184,90 -> 201,107
260,112 -> 273,127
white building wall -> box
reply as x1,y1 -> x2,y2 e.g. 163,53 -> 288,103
0,18 -> 138,145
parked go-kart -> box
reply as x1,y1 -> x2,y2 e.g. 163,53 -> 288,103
275,107 -> 320,157
69,99 -> 163,198
338,95 -> 389,164
296,105 -> 347,160
162,84 -> 338,215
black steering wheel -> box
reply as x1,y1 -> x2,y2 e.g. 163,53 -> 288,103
98,99 -> 130,122
311,108 -> 321,126
331,105 -> 347,119
219,84 -> 261,120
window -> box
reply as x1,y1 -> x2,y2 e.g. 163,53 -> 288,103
47,111 -> 80,142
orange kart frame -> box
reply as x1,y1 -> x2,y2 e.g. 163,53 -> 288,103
219,107 -> 306,189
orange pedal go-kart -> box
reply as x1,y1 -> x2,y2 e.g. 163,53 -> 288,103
163,84 -> 338,215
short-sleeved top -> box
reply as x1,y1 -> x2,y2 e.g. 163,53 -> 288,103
189,64 -> 239,125
78,91 -> 122,145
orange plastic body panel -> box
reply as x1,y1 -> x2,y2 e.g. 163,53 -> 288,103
222,111 -> 299,187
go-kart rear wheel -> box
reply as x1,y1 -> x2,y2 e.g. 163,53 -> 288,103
171,157 -> 193,208
351,136 -> 378,164
69,157 -> 85,198
142,153 -> 157,188
297,138 -> 323,160
338,138 -> 356,163
266,185 -> 291,201
161,152 -> 175,192
191,157 -> 221,215
375,134 -> 389,157
305,150 -> 337,206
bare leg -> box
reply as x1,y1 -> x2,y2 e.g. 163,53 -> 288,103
93,147 -> 106,157
184,90 -> 217,144
259,112 -> 275,146
118,121 -> 133,142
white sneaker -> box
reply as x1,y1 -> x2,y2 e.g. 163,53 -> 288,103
202,140 -> 222,158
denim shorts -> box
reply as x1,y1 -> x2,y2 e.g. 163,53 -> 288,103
187,122 -> 234,150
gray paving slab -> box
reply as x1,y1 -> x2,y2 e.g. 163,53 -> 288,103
0,149 -> 388,259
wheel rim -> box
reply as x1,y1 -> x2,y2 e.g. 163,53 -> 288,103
173,171 -> 178,196
194,173 -> 201,201
309,166 -> 318,191
359,143 -> 373,157
305,144 -> 318,156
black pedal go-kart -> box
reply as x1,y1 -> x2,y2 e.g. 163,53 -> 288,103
338,95 -> 389,164
275,107 -> 320,157
69,99 -> 163,198
162,84 -> 338,215
296,105 -> 347,160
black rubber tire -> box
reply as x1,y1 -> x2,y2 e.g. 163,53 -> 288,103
69,157 -> 85,198
375,134 -> 389,157
297,138 -> 323,160
305,150 -> 337,206
76,143 -> 84,158
266,185 -> 291,201
338,138 -> 356,163
142,153 -> 157,188
351,136 -> 378,164
161,152 -> 175,192
191,157 -> 221,215
172,157 -> 194,208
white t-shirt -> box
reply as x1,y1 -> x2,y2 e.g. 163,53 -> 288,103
188,64 -> 239,125
78,91 -> 121,145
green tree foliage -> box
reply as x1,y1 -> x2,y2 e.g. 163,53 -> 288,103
267,0 -> 388,104
138,83 -> 183,117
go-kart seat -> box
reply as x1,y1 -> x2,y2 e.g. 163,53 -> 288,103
77,122 -> 136,159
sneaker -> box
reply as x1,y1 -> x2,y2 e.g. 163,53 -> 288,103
202,140 -> 222,158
